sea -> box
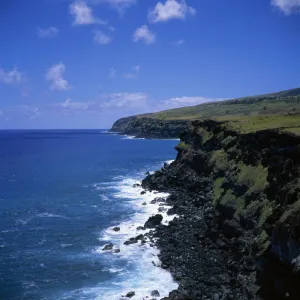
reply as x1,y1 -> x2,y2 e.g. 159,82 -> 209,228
0,130 -> 179,300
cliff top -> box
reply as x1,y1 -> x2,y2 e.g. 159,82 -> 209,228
136,88 -> 300,135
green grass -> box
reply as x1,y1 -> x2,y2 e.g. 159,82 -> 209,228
177,141 -> 190,151
213,177 -> 225,203
136,88 -> 300,135
237,163 -> 268,194
210,150 -> 230,172
197,127 -> 212,144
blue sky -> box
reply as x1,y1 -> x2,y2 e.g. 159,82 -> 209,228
0,0 -> 300,129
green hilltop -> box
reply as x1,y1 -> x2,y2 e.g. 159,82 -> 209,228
137,87 -> 300,135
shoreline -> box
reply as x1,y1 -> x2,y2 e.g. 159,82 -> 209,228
99,160 -> 179,299
140,160 -> 260,300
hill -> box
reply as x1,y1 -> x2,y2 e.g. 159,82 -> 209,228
111,87 -> 300,137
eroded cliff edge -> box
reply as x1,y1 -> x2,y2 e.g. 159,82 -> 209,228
110,116 -> 190,139
141,120 -> 300,299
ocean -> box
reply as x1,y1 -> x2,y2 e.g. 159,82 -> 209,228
0,130 -> 179,300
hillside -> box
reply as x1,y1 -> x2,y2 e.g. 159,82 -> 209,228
111,88 -> 300,137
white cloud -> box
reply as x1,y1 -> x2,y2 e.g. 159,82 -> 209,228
69,0 -> 106,25
55,98 -> 95,110
149,0 -> 196,23
271,0 -> 300,14
174,39 -> 185,45
161,96 -> 223,109
0,67 -> 23,84
37,27 -> 58,38
108,68 -> 116,78
45,63 -> 71,91
101,93 -> 148,108
94,30 -> 112,44
90,0 -> 136,12
133,25 -> 156,44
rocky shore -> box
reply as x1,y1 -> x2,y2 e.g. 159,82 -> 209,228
137,120 -> 300,300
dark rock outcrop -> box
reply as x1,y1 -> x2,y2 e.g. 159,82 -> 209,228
102,243 -> 114,251
140,120 -> 300,300
144,214 -> 163,228
110,116 -> 190,139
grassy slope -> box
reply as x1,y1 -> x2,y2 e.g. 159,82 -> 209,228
137,89 -> 300,134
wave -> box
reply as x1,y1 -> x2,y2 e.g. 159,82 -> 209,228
120,135 -> 145,140
36,213 -> 69,219
92,174 -> 178,299
60,160 -> 178,300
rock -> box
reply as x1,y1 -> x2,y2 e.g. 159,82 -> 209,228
137,226 -> 145,231
124,238 -> 137,245
126,291 -> 135,298
142,202 -> 147,206
102,243 -> 113,251
292,255 -> 300,274
140,191 -> 146,195
132,183 -> 140,188
145,171 -> 150,175
223,219 -> 242,238
124,234 -> 144,245
113,226 -> 120,232
158,207 -> 167,213
112,248 -> 120,253
144,214 -> 163,228
151,290 -> 160,297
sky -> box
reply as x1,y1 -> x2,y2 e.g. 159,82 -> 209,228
0,0 -> 300,129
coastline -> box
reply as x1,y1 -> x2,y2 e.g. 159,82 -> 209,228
106,125 -> 300,299
141,161 -> 259,300
98,156 -> 179,299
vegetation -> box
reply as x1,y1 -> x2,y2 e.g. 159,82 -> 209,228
210,150 -> 230,172
236,163 -> 268,195
134,88 -> 300,135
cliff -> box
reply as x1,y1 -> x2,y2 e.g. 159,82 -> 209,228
141,120 -> 300,299
110,116 -> 190,139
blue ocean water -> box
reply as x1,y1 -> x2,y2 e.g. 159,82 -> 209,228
0,130 -> 178,300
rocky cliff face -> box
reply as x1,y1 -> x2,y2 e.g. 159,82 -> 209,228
141,120 -> 300,299
110,116 -> 190,139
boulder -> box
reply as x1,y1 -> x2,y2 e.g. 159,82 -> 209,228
124,234 -> 144,245
102,243 -> 113,251
151,290 -> 160,297
158,207 -> 167,213
113,226 -> 120,232
144,214 -> 163,228
132,183 -> 140,188
126,291 -> 135,298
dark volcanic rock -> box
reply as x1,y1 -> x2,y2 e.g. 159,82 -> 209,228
125,291 -> 135,298
144,214 -> 163,228
151,290 -> 160,297
102,243 -> 113,251
136,119 -> 300,300
124,234 -> 144,245
113,226 -> 120,232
